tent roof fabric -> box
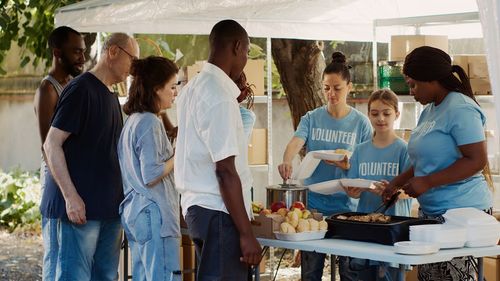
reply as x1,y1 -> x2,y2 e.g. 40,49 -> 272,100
55,0 -> 479,41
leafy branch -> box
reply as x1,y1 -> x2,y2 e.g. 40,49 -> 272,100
0,0 -> 80,75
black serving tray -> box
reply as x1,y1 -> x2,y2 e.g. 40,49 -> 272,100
325,212 -> 440,245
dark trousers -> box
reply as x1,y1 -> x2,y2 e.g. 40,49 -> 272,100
301,251 -> 359,281
185,205 -> 248,281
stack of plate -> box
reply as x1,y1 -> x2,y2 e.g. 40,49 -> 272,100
443,207 -> 500,248
394,241 -> 440,255
409,224 -> 466,249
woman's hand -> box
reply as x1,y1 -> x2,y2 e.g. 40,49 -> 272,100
370,180 -> 388,196
402,176 -> 432,198
278,162 -> 293,181
324,155 -> 350,170
381,180 -> 401,202
343,186 -> 363,198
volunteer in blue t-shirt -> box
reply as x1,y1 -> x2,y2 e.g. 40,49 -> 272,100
278,51 -> 372,281
383,46 -> 493,281
344,89 -> 412,281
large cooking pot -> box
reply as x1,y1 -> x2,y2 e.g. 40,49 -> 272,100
266,183 -> 308,209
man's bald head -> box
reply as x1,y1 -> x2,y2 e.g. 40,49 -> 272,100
209,19 -> 248,51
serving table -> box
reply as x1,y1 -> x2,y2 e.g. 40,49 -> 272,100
256,238 -> 500,281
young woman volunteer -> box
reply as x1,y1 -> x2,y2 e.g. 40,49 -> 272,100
118,56 -> 181,281
343,89 -> 412,281
382,46 -> 493,281
278,51 -> 372,280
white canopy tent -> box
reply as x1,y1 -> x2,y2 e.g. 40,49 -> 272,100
55,0 -> 482,41
54,0 -> 500,136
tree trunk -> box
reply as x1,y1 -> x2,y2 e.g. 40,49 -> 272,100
271,39 -> 325,130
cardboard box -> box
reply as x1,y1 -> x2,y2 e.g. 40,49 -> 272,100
405,266 -> 418,281
452,55 -> 469,74
452,55 -> 489,79
182,234 -> 194,246
484,256 -> 500,281
248,128 -> 267,165
243,59 -> 265,96
470,78 -> 491,95
182,244 -> 196,281
468,55 -> 489,79
251,214 -> 282,239
390,35 -> 448,61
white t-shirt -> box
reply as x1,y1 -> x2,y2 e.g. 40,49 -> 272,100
175,62 -> 252,218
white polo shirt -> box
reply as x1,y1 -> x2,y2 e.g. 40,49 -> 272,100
175,62 -> 252,218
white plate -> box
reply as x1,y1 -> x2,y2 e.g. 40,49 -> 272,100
394,241 -> 440,255
274,230 -> 327,241
291,152 -> 321,180
312,150 -> 349,161
339,178 -> 379,189
307,179 -> 343,195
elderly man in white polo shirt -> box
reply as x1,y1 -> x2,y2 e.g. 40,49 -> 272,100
174,19 -> 262,280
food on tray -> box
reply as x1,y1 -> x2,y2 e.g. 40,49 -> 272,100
297,219 -> 310,232
280,217 -> 328,233
280,222 -> 296,233
270,201 -> 286,213
292,201 -> 305,210
277,207 -> 288,217
302,209 -> 312,219
336,213 -> 391,223
286,210 -> 300,227
309,218 -> 319,231
252,201 -> 264,213
319,220 -> 328,230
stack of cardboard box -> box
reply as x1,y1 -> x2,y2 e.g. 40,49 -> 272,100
248,128 -> 267,165
390,35 -> 449,61
181,234 -> 196,281
453,55 -> 491,95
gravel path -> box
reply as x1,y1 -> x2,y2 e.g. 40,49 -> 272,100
0,230 -> 337,281
0,231 -> 43,281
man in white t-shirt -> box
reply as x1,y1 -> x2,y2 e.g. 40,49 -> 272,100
175,19 -> 262,279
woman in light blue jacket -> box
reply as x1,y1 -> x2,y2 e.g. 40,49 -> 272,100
118,56 -> 181,281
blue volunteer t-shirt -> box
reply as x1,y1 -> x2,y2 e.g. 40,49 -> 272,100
409,91 -> 492,215
40,72 -> 124,220
295,105 -> 372,215
347,138 -> 412,216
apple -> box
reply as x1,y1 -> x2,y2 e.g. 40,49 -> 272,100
270,201 -> 286,213
259,209 -> 272,216
291,201 -> 305,211
277,207 -> 288,217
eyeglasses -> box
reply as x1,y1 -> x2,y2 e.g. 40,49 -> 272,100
117,45 -> 138,61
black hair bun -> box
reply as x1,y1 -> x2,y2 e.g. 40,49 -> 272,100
331,52 -> 347,64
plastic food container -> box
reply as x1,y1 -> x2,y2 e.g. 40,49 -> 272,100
409,224 -> 466,249
442,207 -> 500,248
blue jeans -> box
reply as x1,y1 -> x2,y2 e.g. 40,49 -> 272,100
185,205 -> 248,281
121,203 -> 181,281
42,217 -> 122,281
42,217 -> 59,280
301,252 -> 356,281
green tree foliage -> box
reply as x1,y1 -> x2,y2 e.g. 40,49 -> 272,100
0,0 -> 80,74
0,168 -> 41,232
